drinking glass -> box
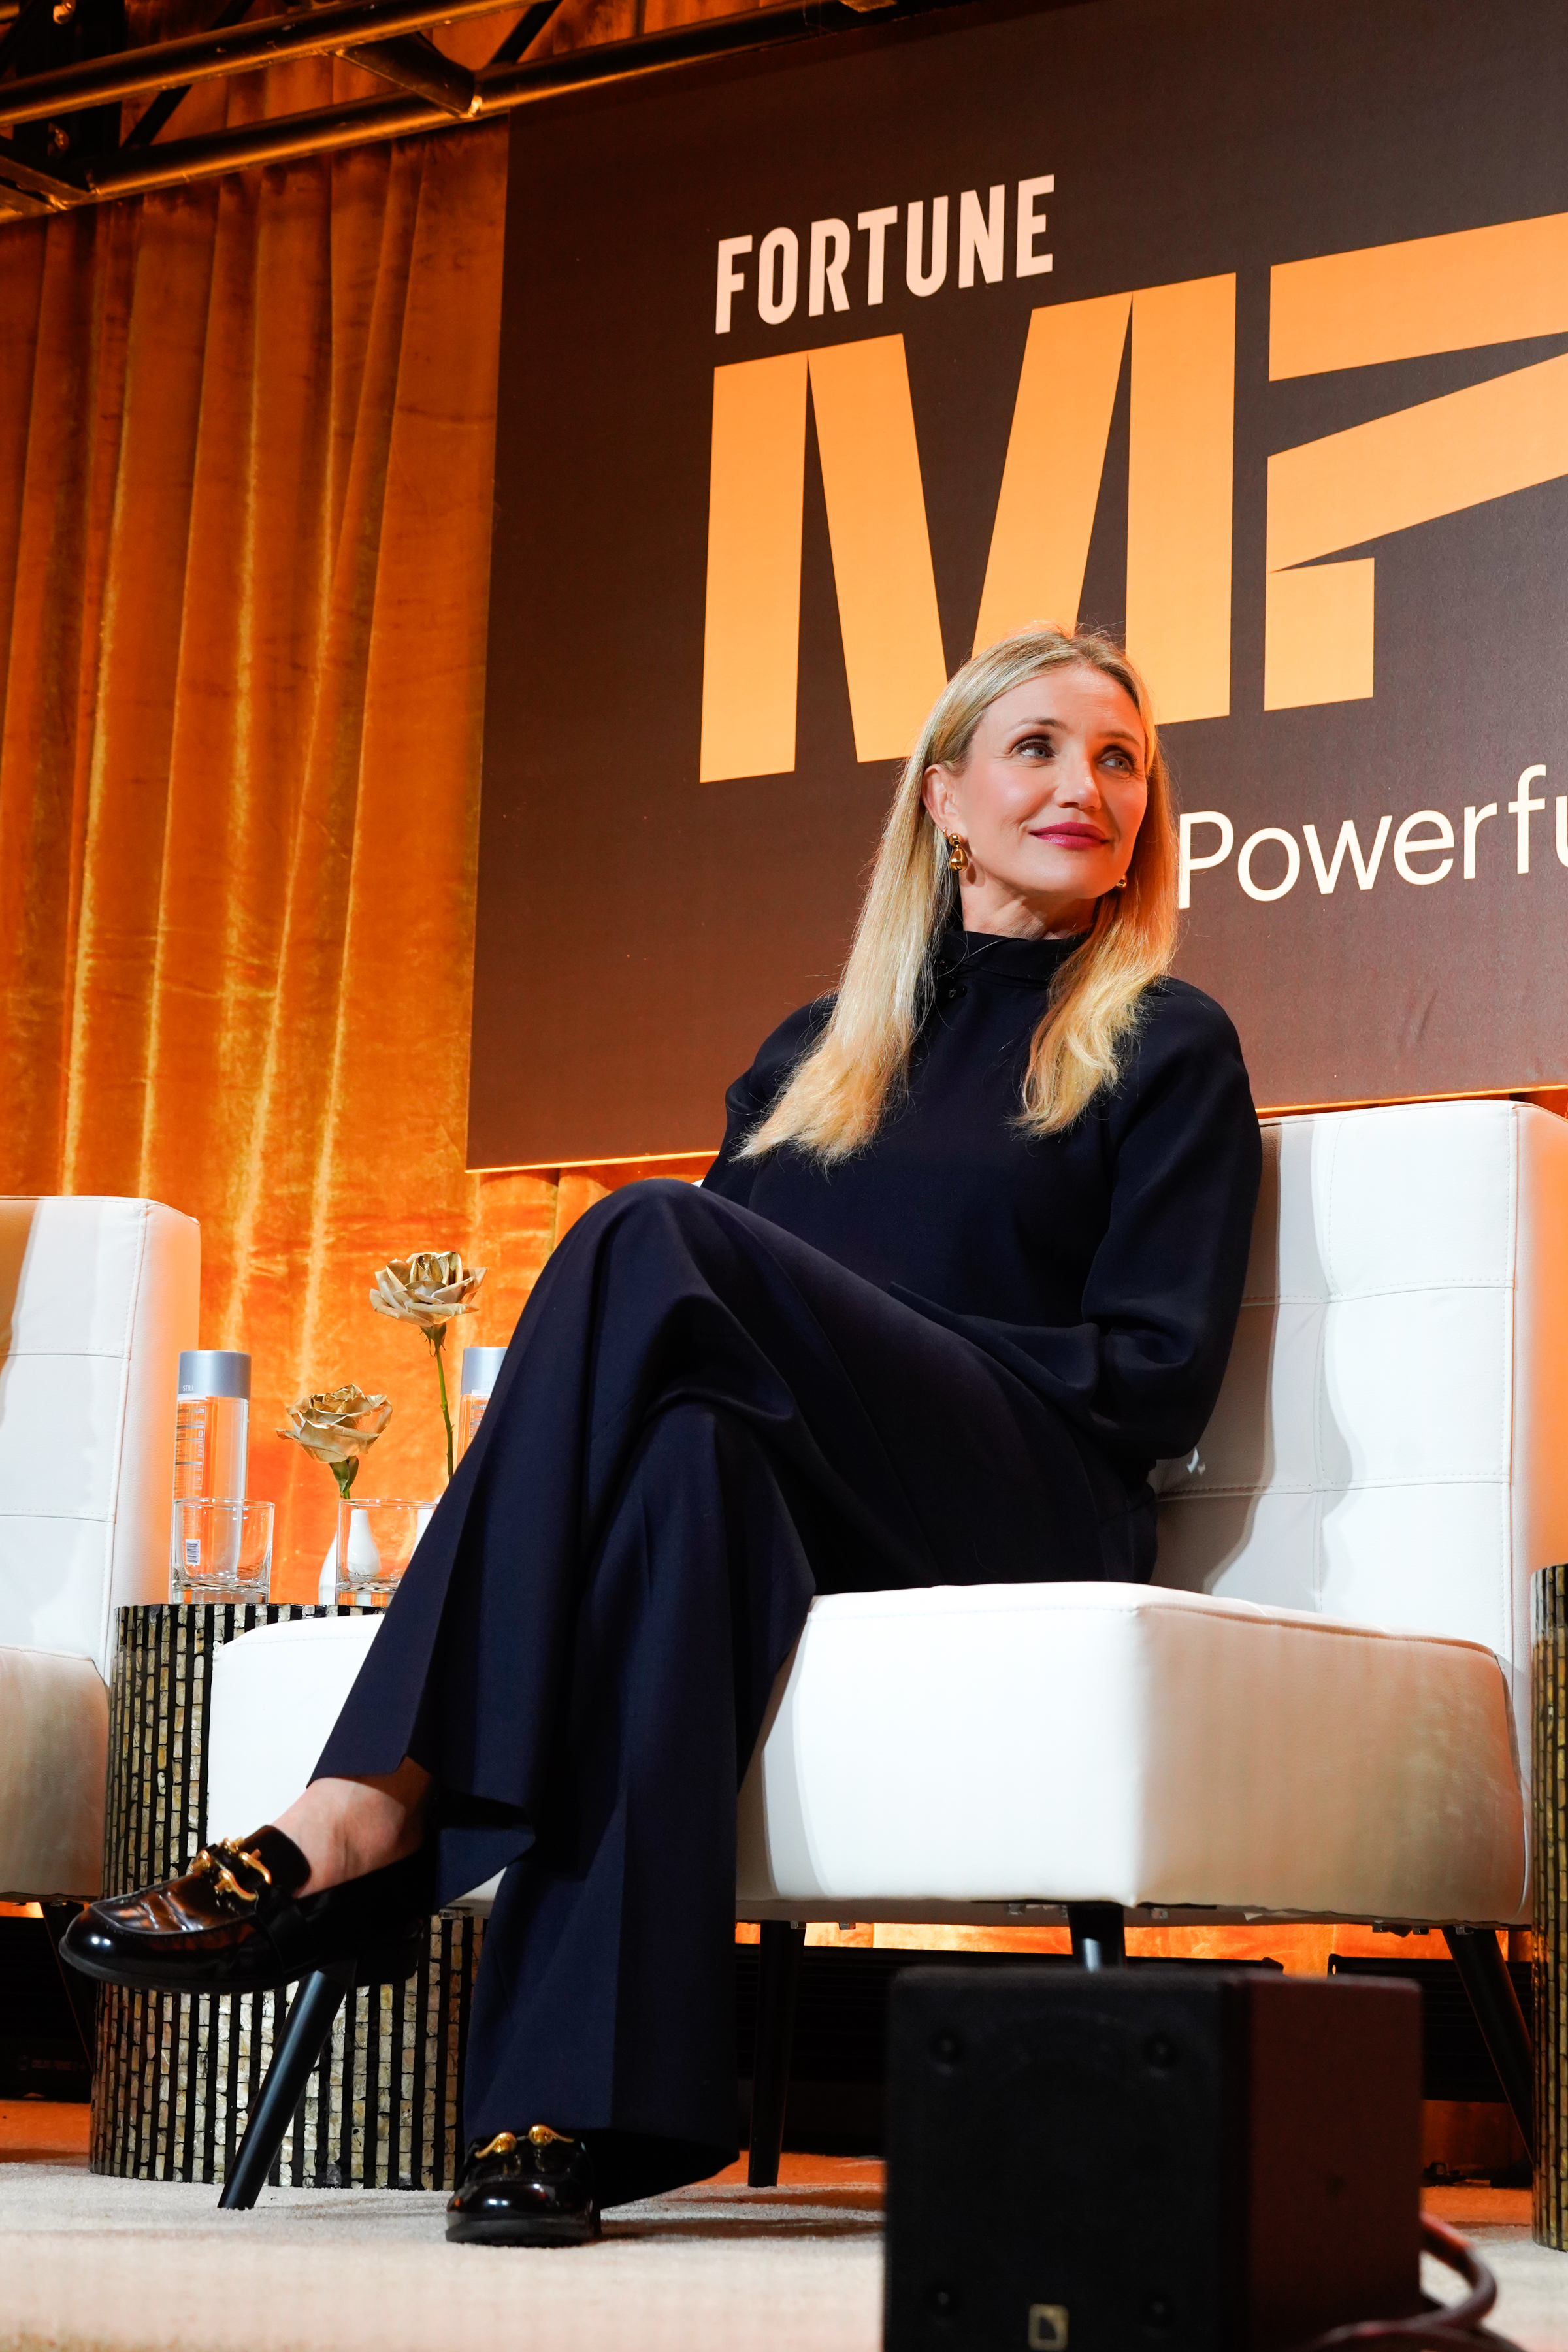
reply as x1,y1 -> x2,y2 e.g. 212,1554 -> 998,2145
335,1499 -> 436,1607
169,1498 -> 274,1603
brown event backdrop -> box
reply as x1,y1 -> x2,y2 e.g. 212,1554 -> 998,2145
0,0 -> 740,1596
472,0 -> 1568,1168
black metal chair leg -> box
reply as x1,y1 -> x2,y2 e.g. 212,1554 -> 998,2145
747,1920 -> 805,2188
40,1901 -> 97,2067
1068,1903 -> 1127,1970
219,1970 -> 348,2210
1444,1925 -> 1534,2163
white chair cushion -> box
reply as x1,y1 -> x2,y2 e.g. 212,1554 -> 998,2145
736,1584 -> 1525,1926
209,1616 -> 508,1911
0,1644 -> 108,1899
207,1615 -> 384,1840
210,1588 -> 1525,1929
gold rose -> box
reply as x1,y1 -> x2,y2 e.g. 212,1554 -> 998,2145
369,1250 -> 486,1484
277,1384 -> 393,1503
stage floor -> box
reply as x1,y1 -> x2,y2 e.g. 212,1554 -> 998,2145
1,2106 -> 1561,2351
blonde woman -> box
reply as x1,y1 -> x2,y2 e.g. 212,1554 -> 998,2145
68,627 -> 1260,2244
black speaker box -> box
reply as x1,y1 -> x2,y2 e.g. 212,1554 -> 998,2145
884,1966 -> 1422,2352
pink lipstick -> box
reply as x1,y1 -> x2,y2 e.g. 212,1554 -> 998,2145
1032,823 -> 1109,847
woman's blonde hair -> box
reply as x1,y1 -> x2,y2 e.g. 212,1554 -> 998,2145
741,625 -> 1179,1163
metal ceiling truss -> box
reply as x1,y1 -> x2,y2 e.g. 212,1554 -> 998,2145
0,0 -> 921,221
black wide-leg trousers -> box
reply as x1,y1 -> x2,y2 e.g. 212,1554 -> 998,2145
314,1179 -> 1112,2205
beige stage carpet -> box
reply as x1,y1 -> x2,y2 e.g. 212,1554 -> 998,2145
1,2110 -> 1563,2352
0,2142 -> 882,2352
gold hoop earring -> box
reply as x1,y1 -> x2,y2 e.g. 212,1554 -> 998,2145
946,833 -> 970,872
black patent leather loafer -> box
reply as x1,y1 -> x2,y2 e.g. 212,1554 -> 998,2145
61,1827 -> 434,1993
446,2126 -> 601,2245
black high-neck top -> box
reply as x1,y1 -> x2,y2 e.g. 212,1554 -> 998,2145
704,930 -> 1262,1577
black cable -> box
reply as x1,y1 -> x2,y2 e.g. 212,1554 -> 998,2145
1284,2215 -> 1527,2352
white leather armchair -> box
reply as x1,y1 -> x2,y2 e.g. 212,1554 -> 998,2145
0,1197 -> 199,1901
204,1098 -> 1561,2195
739,1096 -> 1560,1935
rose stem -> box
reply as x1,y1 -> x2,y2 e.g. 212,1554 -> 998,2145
432,1329 -> 454,1486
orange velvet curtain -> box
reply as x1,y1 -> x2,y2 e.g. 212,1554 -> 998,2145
0,0 -> 745,1592
0,44 -> 557,1593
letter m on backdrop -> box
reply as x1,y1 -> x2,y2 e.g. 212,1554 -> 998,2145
1267,211 -> 1568,710
697,278 -> 1235,783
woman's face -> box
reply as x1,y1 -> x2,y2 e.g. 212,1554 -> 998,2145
921,663 -> 1149,938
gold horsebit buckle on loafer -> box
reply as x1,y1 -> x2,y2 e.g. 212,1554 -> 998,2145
474,2126 -> 573,2162
188,1840 -> 274,1913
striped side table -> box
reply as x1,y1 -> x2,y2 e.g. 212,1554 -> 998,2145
90,1602 -> 483,2190
1535,1563 -> 1567,2249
